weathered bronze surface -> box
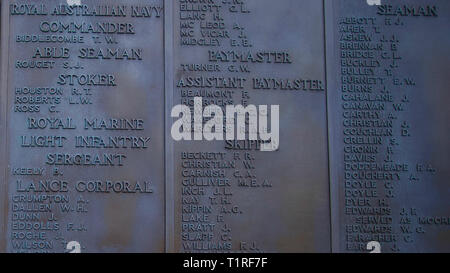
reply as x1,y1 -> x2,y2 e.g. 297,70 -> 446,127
1,0 -> 165,252
0,0 -> 448,253
326,0 -> 450,253
170,0 -> 330,253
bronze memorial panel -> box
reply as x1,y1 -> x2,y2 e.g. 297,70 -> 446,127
1,0 -> 165,252
325,0 -> 450,253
